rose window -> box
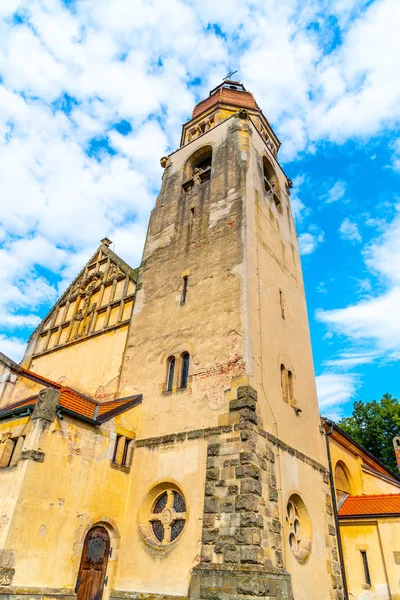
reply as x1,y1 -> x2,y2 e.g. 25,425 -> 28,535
285,494 -> 312,564
149,489 -> 186,545
287,500 -> 302,553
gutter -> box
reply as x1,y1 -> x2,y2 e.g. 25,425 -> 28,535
326,424 -> 349,600
0,405 -> 34,420
56,406 -> 100,426
339,513 -> 400,520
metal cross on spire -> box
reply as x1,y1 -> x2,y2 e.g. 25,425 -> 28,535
223,70 -> 238,81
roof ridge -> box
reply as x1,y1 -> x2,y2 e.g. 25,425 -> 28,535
346,493 -> 400,499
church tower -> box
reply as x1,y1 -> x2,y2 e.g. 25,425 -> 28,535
116,82 -> 344,600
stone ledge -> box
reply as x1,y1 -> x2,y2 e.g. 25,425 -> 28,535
110,592 -> 187,600
0,586 -> 75,599
20,450 -> 45,463
135,425 -> 327,476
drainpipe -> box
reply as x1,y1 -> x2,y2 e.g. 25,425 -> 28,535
326,424 -> 349,600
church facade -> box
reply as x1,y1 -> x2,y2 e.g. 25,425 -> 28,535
0,81 -> 347,600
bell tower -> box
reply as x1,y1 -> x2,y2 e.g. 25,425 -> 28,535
116,82 -> 344,600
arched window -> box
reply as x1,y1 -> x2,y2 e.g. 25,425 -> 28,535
281,365 -> 295,406
180,353 -> 190,389
334,461 -> 352,507
263,157 -> 281,208
183,146 -> 213,191
166,356 -> 175,392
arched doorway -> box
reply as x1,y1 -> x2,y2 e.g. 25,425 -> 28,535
75,526 -> 110,600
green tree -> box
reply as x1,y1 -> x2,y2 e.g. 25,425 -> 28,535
339,394 -> 400,475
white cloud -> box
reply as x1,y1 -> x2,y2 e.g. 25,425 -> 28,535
339,217 -> 362,242
317,204 -> 400,362
323,350 -> 379,369
316,372 -> 360,419
298,229 -> 325,255
324,181 -> 347,204
0,334 -> 27,362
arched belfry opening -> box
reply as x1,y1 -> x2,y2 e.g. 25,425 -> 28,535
183,145 -> 213,191
263,156 -> 281,208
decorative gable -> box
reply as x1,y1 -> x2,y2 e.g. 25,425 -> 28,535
29,240 -> 139,358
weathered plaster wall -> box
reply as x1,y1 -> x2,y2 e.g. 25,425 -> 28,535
1,415 -> 133,598
0,417 -> 30,550
244,121 -> 326,465
279,450 -> 337,600
113,436 -> 207,597
29,326 -> 129,399
118,117 -> 249,438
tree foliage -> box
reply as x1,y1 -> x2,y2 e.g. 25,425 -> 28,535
339,394 -> 400,475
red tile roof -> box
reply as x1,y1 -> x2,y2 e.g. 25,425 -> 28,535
0,365 -> 141,424
192,86 -> 259,118
338,494 -> 400,518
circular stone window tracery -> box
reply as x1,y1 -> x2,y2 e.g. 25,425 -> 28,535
286,494 -> 312,564
140,484 -> 187,548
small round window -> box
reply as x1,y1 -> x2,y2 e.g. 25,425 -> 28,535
140,484 -> 187,549
286,494 -> 312,564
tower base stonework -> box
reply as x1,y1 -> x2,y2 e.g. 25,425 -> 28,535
189,565 -> 292,600
190,386 -> 293,600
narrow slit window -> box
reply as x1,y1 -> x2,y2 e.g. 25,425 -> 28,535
166,357 -> 175,392
281,364 -> 288,403
180,353 -> 190,389
122,439 -> 133,467
189,207 -> 195,233
361,551 -> 371,586
112,434 -> 122,463
279,289 -> 285,319
181,276 -> 188,305
288,370 -> 295,406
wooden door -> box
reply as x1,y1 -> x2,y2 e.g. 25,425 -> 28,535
75,526 -> 110,600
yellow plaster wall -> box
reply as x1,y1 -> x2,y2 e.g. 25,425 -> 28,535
3,415 -> 132,597
328,435 -> 400,497
340,521 -> 390,600
29,326 -> 129,398
115,438 -> 207,596
377,518 -> 400,600
329,437 -> 364,496
362,469 -> 400,495
0,417 -> 30,547
279,451 -> 335,600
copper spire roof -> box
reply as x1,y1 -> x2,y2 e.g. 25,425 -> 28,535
192,81 -> 260,119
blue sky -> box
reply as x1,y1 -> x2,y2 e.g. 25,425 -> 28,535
1,0 -> 400,420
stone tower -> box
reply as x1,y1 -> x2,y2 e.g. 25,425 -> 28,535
116,82 -> 343,600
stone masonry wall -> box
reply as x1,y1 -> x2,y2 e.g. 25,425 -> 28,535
190,386 -> 293,600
